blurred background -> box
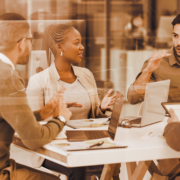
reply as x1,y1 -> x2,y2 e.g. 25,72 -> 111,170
1,0 -> 177,103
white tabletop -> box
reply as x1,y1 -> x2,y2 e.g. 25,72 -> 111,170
14,118 -> 180,168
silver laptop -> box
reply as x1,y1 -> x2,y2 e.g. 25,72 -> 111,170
66,91 -> 124,142
121,79 -> 170,127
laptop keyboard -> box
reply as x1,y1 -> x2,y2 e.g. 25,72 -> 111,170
85,131 -> 108,139
131,117 -> 142,124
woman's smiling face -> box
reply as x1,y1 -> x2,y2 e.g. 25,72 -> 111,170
61,28 -> 84,63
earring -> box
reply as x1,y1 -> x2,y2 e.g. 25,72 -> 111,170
60,51 -> 63,57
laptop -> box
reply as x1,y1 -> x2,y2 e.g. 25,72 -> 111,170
66,91 -> 124,142
120,79 -> 170,127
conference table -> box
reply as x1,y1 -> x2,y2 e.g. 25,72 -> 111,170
13,118 -> 180,180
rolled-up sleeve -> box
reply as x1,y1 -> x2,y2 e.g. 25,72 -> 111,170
127,83 -> 145,104
127,60 -> 155,104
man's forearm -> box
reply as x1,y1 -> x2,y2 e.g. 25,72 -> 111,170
133,69 -> 153,94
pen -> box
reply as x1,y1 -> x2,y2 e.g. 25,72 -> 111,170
66,124 -> 77,129
89,141 -> 104,148
67,146 -> 128,151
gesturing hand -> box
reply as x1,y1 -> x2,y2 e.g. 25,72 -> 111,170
53,96 -> 72,124
167,108 -> 179,123
100,89 -> 116,112
39,88 -> 66,120
144,50 -> 171,73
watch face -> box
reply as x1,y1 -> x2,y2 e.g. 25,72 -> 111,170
59,116 -> 66,123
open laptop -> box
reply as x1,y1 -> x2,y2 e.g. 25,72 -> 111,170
66,91 -> 124,142
120,79 -> 170,127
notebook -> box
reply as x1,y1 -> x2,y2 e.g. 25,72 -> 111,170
66,91 -> 124,142
120,79 -> 170,127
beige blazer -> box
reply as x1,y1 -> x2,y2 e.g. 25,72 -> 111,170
26,62 -> 107,168
27,62 -> 106,119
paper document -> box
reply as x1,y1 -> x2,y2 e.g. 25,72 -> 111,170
141,132 -> 164,139
50,138 -> 127,151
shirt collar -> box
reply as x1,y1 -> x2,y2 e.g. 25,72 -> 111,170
168,47 -> 180,66
49,62 -> 80,81
0,53 -> 15,70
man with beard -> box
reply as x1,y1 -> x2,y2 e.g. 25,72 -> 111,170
128,14 -> 180,104
0,13 -> 72,180
127,14 -> 180,179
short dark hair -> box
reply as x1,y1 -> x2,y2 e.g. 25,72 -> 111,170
172,14 -> 180,27
0,13 -> 30,52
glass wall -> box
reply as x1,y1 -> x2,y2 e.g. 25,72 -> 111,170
0,0 -> 178,115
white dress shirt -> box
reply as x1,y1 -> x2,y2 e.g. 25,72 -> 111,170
0,53 -> 15,70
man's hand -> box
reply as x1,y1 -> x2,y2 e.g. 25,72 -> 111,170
133,50 -> 171,95
144,50 -> 171,73
100,89 -> 116,112
167,108 -> 180,123
53,96 -> 72,124
39,88 -> 66,120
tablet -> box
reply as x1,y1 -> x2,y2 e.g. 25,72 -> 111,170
161,102 -> 180,117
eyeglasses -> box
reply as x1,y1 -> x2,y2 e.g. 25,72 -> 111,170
17,37 -> 34,43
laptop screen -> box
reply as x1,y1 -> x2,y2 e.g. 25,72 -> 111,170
141,79 -> 170,126
108,92 -> 124,139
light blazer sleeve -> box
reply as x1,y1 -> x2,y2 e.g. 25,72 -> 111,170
26,74 -> 45,113
85,69 -> 107,118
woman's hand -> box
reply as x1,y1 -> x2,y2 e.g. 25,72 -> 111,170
39,88 -> 66,120
100,89 -> 116,112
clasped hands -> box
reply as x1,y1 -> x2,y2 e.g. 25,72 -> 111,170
39,88 -> 76,122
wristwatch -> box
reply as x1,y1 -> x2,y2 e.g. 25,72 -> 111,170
55,115 -> 67,125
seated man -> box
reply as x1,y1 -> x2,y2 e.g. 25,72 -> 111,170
0,13 -> 72,180
128,14 -> 180,104
128,14 -> 180,177
164,109 -> 180,180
